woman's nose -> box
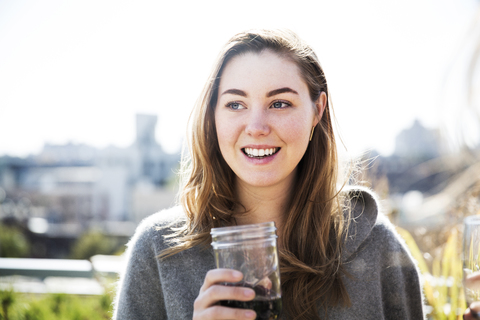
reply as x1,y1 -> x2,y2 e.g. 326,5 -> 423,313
245,110 -> 270,137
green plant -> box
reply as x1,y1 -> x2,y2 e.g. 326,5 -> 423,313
0,224 -> 30,258
397,226 -> 466,319
0,288 -> 15,320
22,303 -> 50,320
70,230 -> 117,260
0,289 -> 114,320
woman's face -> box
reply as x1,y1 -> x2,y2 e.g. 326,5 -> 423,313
214,50 -> 325,190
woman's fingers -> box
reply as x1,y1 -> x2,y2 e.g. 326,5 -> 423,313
207,284 -> 255,302
471,301 -> 480,312
466,272 -> 480,290
194,283 -> 255,310
199,269 -> 243,293
465,302 -> 480,320
465,308 -> 478,320
464,273 -> 480,318
193,268 -> 256,319
195,305 -> 256,320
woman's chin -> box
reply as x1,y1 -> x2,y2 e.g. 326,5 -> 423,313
236,172 -> 295,190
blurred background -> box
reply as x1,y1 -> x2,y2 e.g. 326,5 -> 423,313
0,0 -> 479,319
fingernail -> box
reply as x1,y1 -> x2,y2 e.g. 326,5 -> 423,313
232,270 -> 243,279
244,289 -> 254,297
245,310 -> 256,318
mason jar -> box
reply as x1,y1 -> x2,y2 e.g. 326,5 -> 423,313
211,221 -> 282,320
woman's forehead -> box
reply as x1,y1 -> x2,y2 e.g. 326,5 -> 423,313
218,50 -> 308,95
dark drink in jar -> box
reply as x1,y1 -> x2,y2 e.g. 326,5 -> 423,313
220,297 -> 282,320
211,222 -> 282,319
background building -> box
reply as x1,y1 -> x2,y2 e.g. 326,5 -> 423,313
0,114 -> 179,257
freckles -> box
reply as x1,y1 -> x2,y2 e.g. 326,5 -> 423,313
217,121 -> 236,137
284,126 -> 302,138
216,119 -> 239,151
278,118 -> 310,142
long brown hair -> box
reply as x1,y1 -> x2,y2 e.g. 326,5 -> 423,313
161,29 -> 351,319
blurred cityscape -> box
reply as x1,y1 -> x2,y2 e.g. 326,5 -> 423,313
1,115 -> 478,260
0,113 -> 479,319
365,120 -> 480,228
0,113 -> 180,259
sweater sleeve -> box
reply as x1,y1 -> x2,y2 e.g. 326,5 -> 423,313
112,217 -> 167,320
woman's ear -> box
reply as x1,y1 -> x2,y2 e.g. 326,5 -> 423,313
313,91 -> 327,126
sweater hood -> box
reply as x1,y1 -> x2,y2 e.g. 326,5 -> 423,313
342,186 -> 380,261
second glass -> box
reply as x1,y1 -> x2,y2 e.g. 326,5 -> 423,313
211,221 -> 282,320
463,215 -> 480,308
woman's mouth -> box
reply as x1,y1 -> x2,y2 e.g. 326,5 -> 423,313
242,147 -> 280,159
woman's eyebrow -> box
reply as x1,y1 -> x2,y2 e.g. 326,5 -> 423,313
266,87 -> 298,97
221,89 -> 247,97
220,87 -> 298,98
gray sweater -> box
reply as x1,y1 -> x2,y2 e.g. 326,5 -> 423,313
113,188 -> 425,319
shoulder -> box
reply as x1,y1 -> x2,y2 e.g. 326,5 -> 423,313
371,211 -> 419,269
366,205 -> 426,318
113,207 -> 186,319
127,206 -> 186,253
136,205 -> 186,233
340,187 -> 425,318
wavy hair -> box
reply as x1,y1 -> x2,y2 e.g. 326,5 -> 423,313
160,29 -> 351,319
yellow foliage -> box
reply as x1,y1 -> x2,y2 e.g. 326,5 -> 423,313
396,226 -> 466,320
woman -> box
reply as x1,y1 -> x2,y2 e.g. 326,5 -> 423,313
113,29 -> 425,319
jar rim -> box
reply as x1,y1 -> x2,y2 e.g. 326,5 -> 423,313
211,221 -> 275,236
465,215 -> 480,225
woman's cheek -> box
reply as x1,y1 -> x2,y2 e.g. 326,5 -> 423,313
278,118 -> 310,143
216,120 -> 238,153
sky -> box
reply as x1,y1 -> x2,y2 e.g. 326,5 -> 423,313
0,0 -> 478,158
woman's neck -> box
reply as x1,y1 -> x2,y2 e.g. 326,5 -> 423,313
233,176 -> 295,233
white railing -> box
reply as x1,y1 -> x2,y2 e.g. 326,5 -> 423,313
0,255 -> 124,295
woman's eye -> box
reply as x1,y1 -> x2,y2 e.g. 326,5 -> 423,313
227,102 -> 244,110
271,101 -> 289,109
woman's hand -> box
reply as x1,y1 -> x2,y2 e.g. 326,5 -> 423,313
464,272 -> 480,319
193,269 -> 256,320
465,302 -> 480,319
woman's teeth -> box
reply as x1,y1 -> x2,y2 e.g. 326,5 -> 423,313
243,147 -> 278,158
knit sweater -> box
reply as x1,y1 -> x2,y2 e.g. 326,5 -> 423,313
112,188 -> 425,319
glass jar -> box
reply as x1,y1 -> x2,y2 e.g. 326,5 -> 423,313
211,221 -> 282,320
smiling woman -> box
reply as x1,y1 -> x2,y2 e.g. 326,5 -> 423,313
214,50 -> 323,192
112,29 -> 425,320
